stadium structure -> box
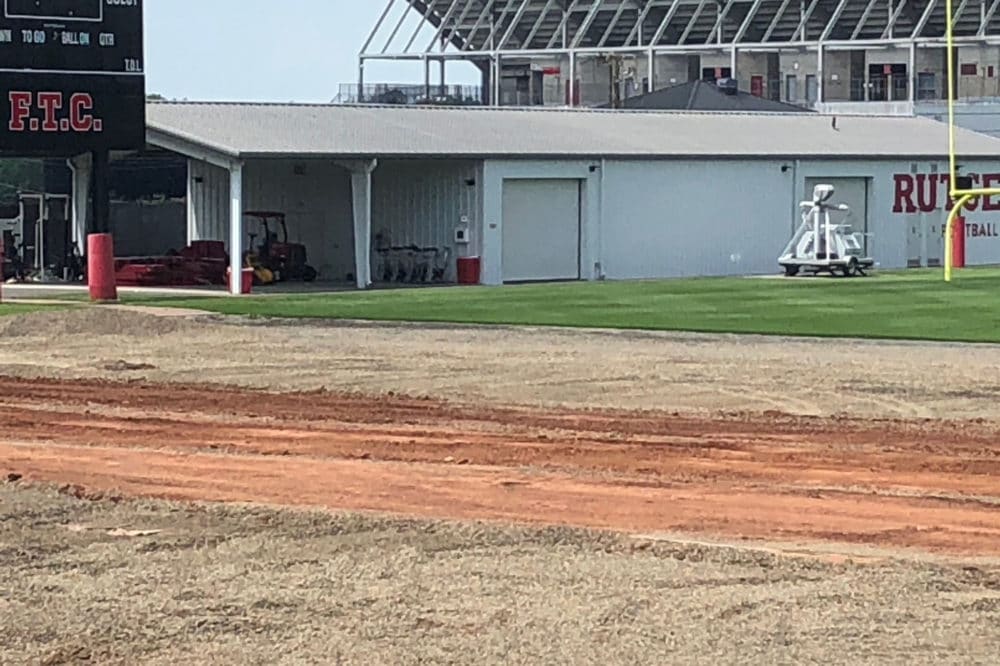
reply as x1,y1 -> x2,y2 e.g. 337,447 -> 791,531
358,0 -> 1000,119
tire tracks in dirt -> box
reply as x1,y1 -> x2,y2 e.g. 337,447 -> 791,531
0,376 -> 998,558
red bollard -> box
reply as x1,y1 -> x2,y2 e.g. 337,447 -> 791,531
952,215 -> 967,269
87,233 -> 118,302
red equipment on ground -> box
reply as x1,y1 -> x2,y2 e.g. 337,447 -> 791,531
243,211 -> 317,283
114,240 -> 228,287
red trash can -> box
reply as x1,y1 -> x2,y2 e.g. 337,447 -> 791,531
456,256 -> 481,285
87,233 -> 118,302
227,267 -> 254,294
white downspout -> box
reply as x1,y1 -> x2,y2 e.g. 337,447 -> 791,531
228,161 -> 244,295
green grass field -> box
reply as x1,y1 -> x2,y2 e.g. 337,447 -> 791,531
0,303 -> 50,317
131,268 -> 1000,343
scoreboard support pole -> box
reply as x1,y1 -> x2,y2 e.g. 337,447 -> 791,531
91,150 -> 110,235
87,149 -> 117,301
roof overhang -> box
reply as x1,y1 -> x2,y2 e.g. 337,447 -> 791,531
146,126 -> 240,170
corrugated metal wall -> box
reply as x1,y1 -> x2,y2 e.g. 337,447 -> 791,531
372,159 -> 480,283
600,160 -> 794,279
242,160 -> 354,281
188,160 -> 230,244
601,158 -> 1000,278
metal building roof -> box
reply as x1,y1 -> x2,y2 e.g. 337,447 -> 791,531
146,101 -> 1000,161
598,81 -> 811,113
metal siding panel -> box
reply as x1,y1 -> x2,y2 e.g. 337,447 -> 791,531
218,163 -> 230,244
601,160 -> 794,279
475,162 -> 485,258
189,160 -> 205,240
241,160 -> 354,281
189,160 -> 231,244
371,159 -> 480,283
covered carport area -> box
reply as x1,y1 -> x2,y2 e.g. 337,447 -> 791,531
141,102 -> 484,295
147,133 -> 378,295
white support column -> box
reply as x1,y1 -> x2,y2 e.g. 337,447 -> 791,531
647,48 -> 655,92
350,159 -> 378,290
568,51 -> 576,106
730,44 -> 738,78
493,54 -> 502,105
186,159 -> 197,244
908,40 -> 917,103
228,161 -> 244,296
424,56 -> 431,100
817,43 -> 825,103
358,59 -> 366,103
67,153 -> 91,253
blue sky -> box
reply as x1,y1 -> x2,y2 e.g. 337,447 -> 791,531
145,0 -> 478,102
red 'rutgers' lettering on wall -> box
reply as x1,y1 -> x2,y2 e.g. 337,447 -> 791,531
982,173 -> 1000,210
893,172 -> 1000,213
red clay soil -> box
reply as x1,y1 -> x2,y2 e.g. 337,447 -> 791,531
1,376 -> 998,557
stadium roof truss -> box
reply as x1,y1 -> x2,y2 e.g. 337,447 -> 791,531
361,0 -> 1000,61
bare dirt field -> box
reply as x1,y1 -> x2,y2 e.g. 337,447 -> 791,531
1,484 -> 998,666
1,374 -> 998,557
1,308 -> 999,664
3,307 -> 1000,420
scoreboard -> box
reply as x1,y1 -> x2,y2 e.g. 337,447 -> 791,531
0,0 -> 145,155
5,0 -> 104,22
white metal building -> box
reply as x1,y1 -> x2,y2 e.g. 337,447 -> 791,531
71,101 -> 1000,294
